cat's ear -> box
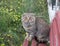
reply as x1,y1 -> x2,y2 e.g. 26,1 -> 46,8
22,13 -> 28,16
21,14 -> 24,22
21,13 -> 25,17
21,13 -> 28,22
21,13 -> 25,20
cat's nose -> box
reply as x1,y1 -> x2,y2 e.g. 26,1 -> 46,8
38,36 -> 43,39
27,25 -> 31,27
38,35 -> 44,39
26,23 -> 30,27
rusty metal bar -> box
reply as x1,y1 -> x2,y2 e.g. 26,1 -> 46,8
50,11 -> 60,46
38,43 -> 47,46
23,39 -> 29,46
31,39 -> 37,46
23,38 -> 47,46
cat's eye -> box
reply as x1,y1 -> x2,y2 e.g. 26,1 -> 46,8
24,17 -> 27,20
29,17 -> 35,22
22,17 -> 28,22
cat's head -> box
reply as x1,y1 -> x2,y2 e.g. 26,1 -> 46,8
21,13 -> 36,30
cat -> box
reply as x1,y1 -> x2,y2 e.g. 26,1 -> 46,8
21,13 -> 49,43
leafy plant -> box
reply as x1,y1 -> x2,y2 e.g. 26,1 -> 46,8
0,0 -> 49,46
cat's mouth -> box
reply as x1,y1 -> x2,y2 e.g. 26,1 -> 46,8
26,27 -> 32,29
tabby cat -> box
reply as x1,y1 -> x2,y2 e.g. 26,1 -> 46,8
21,13 -> 49,42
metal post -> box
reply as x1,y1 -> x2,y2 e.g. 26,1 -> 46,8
47,0 -> 56,22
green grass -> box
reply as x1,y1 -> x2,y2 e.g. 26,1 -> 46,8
0,0 -> 49,46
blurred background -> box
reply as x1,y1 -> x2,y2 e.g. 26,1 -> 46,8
0,0 -> 49,46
